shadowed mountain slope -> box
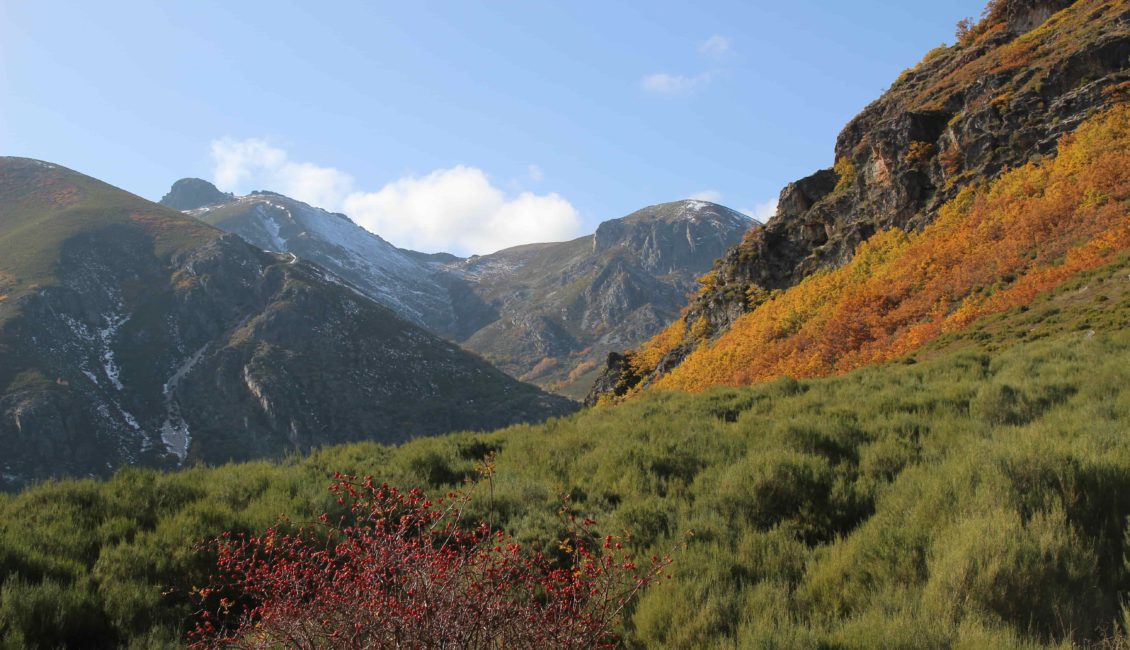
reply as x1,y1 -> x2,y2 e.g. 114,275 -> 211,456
0,158 -> 575,490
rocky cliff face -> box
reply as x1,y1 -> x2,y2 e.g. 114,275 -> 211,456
588,0 -> 1130,401
172,189 -> 753,399
0,159 -> 575,490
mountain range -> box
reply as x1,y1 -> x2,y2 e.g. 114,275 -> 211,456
169,186 -> 752,397
0,159 -> 575,490
0,161 -> 752,489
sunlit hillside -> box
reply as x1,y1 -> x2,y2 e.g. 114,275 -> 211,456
627,105 -> 1129,392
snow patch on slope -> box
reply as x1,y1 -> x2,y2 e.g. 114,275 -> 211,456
160,343 -> 208,463
257,203 -> 289,253
98,311 -> 130,390
194,194 -> 451,327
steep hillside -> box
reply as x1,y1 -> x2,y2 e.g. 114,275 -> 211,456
640,106 -> 1128,392
177,188 -> 751,398
591,0 -> 1130,400
180,189 -> 467,334
0,158 -> 575,490
3,252 -> 1128,648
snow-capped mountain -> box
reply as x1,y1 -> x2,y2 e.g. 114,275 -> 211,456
177,189 -> 463,335
165,182 -> 755,397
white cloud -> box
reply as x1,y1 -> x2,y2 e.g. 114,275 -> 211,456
699,35 -> 731,58
210,139 -> 582,255
344,166 -> 580,255
640,71 -> 715,95
641,36 -> 730,95
527,164 -> 544,183
740,199 -> 778,224
688,189 -> 723,202
210,138 -> 354,211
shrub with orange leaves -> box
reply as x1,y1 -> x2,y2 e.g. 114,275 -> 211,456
653,105 -> 1130,392
521,356 -> 560,382
629,319 -> 686,377
567,359 -> 598,383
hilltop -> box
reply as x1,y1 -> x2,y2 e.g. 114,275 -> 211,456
447,200 -> 752,396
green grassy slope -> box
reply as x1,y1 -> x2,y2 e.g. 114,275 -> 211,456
0,158 -> 217,308
3,255 -> 1128,648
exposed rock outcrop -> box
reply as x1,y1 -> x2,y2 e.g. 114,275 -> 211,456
159,177 -> 233,211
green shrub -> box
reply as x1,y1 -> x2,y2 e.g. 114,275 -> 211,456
922,507 -> 1099,640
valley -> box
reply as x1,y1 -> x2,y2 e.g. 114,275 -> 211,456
1,0 -> 1129,647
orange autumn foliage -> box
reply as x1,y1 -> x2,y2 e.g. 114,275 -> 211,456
630,318 -> 686,377
567,359 -> 598,383
913,0 -> 1129,111
654,105 -> 1130,392
520,356 -> 560,382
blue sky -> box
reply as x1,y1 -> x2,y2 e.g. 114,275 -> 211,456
1,1 -> 987,254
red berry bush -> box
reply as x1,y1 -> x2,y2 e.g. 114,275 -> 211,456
189,473 -> 670,649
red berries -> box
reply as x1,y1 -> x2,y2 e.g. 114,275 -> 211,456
189,474 -> 670,649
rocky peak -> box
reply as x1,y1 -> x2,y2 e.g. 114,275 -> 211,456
424,198 -> 753,398
592,200 -> 752,272
159,178 -> 233,211
991,0 -> 1076,36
